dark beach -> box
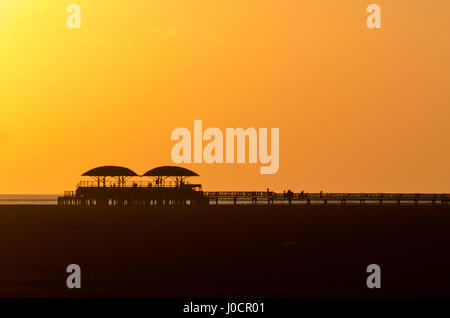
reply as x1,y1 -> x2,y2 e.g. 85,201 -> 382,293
0,204 -> 449,298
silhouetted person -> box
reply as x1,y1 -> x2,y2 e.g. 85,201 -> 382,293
287,190 -> 293,205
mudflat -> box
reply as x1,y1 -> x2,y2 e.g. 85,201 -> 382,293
0,205 -> 449,298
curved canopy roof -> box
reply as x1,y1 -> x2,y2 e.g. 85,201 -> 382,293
82,166 -> 138,177
143,166 -> 199,177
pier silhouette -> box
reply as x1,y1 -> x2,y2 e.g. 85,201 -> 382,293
58,165 -> 450,207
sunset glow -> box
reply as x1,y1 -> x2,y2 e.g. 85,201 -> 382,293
1,0 -> 450,193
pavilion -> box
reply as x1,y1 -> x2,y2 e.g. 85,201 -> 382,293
58,165 -> 205,207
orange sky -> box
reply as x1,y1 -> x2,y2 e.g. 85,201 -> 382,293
1,0 -> 449,194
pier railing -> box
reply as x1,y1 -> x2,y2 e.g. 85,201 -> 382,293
204,191 -> 450,201
77,180 -> 193,189
64,191 -> 76,198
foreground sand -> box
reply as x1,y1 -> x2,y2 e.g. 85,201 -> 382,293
0,204 -> 449,298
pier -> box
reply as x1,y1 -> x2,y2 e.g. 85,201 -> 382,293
58,165 -> 449,207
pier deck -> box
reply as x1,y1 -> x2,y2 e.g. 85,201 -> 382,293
59,188 -> 450,206
204,192 -> 450,205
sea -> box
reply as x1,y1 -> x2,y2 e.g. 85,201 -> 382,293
0,194 -> 59,205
